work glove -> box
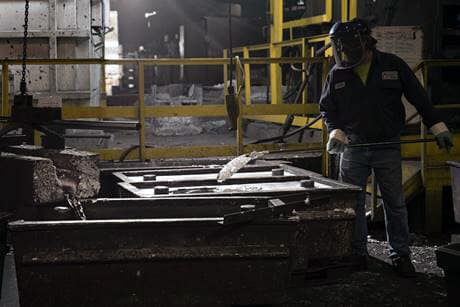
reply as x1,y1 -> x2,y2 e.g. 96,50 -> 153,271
430,122 -> 454,151
327,129 -> 348,154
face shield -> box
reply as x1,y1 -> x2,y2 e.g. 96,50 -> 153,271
331,32 -> 367,69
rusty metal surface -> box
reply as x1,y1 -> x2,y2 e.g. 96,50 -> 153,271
26,197 -> 270,221
114,163 -> 360,199
9,218 -> 295,307
9,160 -> 361,306
107,162 -> 360,274
291,208 -> 355,271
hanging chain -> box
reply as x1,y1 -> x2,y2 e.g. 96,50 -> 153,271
20,0 -> 30,95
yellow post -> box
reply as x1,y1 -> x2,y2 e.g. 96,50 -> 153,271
236,57 -> 244,155
223,49 -> 229,98
138,61 -> 146,161
34,131 -> 42,146
99,61 -> 107,123
2,64 -> 9,116
301,38 -> 308,105
349,0 -> 358,19
100,62 -> 107,107
341,0 -> 349,21
243,47 -> 251,105
270,0 -> 283,105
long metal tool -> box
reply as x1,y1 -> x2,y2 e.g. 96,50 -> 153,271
347,138 -> 436,148
216,139 -> 437,182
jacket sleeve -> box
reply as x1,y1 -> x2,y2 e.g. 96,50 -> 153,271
397,56 -> 441,128
319,71 -> 342,132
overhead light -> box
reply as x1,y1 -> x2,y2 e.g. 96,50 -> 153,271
144,11 -> 157,19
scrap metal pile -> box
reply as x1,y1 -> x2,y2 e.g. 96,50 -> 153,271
7,157 -> 360,306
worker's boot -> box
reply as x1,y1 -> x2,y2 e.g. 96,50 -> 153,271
391,255 -> 416,278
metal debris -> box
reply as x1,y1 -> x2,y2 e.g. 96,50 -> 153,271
65,193 -> 87,220
217,151 -> 269,182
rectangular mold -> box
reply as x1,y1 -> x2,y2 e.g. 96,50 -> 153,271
10,216 -> 296,307
9,162 -> 361,306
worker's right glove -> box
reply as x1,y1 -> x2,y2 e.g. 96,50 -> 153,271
327,129 -> 348,154
430,122 -> 454,151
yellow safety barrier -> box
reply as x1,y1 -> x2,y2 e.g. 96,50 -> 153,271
0,57 -> 325,164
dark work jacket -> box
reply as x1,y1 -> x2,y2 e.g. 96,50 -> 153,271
319,49 -> 441,143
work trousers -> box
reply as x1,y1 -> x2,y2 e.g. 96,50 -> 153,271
340,144 -> 411,258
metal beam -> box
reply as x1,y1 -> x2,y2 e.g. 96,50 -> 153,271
270,0 -> 283,105
283,0 -> 333,29
2,64 -> 9,116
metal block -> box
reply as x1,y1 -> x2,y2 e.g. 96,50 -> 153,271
11,105 -> 62,123
4,145 -> 100,199
9,217 -> 295,306
111,162 -> 360,273
0,153 -> 65,213
34,95 -> 62,108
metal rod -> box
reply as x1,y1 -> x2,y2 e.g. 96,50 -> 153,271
347,138 -> 436,148
49,120 -> 140,130
261,138 -> 437,154
2,64 -> 9,117
236,57 -> 244,155
64,134 -> 112,139
138,62 -> 146,161
315,42 -> 331,56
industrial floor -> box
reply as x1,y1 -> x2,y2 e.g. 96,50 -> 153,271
0,230 -> 449,307
1,253 -> 18,307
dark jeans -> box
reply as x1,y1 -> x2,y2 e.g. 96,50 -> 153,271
340,144 -> 411,258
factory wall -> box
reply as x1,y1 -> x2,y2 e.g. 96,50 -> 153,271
0,0 -> 110,105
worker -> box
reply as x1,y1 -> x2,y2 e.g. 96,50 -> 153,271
319,19 -> 454,277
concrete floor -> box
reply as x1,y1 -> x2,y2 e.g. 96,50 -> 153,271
0,236 -> 450,307
0,253 -> 18,307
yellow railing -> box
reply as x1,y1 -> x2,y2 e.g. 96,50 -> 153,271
1,57 -> 325,163
283,0 -> 333,32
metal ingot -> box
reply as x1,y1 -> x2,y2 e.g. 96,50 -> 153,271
300,179 -> 315,188
154,186 -> 169,195
143,174 -> 157,181
271,168 -> 284,176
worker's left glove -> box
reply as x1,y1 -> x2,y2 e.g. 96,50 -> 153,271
430,122 -> 454,151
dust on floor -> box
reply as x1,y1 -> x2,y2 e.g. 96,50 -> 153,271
286,233 -> 449,307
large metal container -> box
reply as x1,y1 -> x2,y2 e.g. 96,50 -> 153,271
0,212 -> 10,300
447,161 -> 460,223
9,205 -> 296,307
112,162 -> 360,270
9,162 -> 360,306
